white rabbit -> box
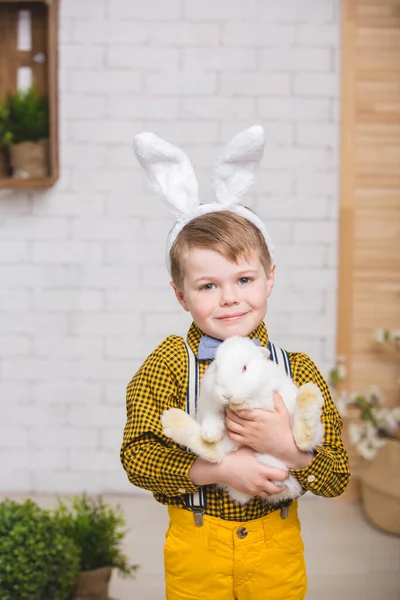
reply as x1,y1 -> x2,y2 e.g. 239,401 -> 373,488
162,336 -> 324,505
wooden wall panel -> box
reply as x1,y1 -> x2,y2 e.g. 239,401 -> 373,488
339,0 -> 400,402
339,0 -> 400,497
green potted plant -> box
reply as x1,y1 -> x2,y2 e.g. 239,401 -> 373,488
0,498 -> 81,600
330,327 -> 400,535
0,100 -> 13,177
7,87 -> 49,179
53,494 -> 139,600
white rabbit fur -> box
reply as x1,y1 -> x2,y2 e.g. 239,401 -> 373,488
162,336 -> 324,505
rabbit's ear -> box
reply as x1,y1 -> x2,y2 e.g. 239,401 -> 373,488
134,132 -> 200,219
212,125 -> 265,207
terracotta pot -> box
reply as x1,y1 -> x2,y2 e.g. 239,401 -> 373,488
359,439 -> 400,535
9,139 -> 48,179
73,566 -> 113,600
0,149 -> 10,177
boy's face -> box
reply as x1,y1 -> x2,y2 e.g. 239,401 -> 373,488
171,247 -> 275,340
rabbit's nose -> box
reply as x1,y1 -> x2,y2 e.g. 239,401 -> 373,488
223,393 -> 233,400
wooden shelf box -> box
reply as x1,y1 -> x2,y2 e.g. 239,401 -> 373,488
0,0 -> 59,189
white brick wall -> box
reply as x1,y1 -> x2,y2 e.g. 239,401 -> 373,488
0,0 -> 340,494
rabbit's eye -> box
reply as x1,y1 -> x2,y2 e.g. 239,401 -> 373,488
242,365 -> 247,372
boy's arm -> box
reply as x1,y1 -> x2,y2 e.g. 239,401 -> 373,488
120,339 -> 199,498
289,353 -> 350,497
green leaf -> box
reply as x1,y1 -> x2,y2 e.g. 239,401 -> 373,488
6,87 -> 49,144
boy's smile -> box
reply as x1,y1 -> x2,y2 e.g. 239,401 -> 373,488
171,248 -> 275,341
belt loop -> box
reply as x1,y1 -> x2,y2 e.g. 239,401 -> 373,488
262,513 -> 272,546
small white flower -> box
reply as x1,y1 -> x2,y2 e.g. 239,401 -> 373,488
389,329 -> 400,342
335,392 -> 351,417
357,440 -> 377,461
348,423 -> 362,446
337,365 -> 346,380
374,328 -> 386,343
375,407 -> 400,435
365,421 -> 378,443
391,407 -> 400,422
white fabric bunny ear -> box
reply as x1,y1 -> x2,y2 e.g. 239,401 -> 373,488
134,132 -> 199,219
212,125 -> 265,207
133,125 -> 275,272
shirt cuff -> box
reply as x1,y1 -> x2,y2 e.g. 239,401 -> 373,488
159,452 -> 199,497
290,447 -> 334,495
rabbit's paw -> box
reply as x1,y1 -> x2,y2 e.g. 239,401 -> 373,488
296,382 -> 324,412
161,409 -> 193,442
200,442 -> 226,464
201,417 -> 224,443
293,383 -> 324,450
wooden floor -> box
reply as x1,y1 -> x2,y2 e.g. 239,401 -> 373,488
3,493 -> 400,599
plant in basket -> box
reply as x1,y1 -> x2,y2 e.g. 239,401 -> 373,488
6,87 -> 49,179
329,327 -> 400,535
53,494 -> 139,600
330,328 -> 400,460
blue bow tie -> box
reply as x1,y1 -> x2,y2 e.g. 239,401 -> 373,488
197,335 -> 260,360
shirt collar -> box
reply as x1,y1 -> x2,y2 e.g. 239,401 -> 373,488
186,321 -> 269,358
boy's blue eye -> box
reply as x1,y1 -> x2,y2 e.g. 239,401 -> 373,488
239,277 -> 251,284
201,283 -> 215,291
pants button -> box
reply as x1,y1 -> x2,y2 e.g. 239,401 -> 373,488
237,527 -> 248,539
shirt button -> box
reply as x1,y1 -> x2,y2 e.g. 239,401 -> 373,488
237,527 -> 248,539
307,475 -> 316,483
178,488 -> 186,494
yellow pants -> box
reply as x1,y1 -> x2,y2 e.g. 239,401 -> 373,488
164,502 -> 307,600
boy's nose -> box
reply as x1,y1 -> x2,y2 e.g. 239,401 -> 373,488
220,287 -> 239,306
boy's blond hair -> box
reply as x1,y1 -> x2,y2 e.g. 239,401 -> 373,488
170,211 -> 272,288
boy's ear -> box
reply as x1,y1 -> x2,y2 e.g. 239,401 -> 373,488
266,264 -> 276,297
170,281 -> 189,312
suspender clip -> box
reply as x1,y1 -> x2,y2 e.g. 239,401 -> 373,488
280,505 -> 289,519
192,507 -> 204,527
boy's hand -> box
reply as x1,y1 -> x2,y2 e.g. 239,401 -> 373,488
226,393 -> 313,469
217,447 -> 288,498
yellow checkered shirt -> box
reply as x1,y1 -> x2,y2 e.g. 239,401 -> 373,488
121,321 -> 350,521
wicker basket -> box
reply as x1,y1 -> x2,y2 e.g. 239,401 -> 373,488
9,139 -> 48,179
359,439 -> 400,535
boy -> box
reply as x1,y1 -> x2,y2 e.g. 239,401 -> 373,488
121,127 -> 350,600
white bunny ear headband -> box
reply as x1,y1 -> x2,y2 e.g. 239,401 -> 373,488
133,125 -> 274,273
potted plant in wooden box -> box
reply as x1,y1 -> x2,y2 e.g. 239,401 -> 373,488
0,499 -> 81,600
7,87 -> 49,179
54,494 -> 139,600
0,100 -> 13,178
330,328 -> 400,535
